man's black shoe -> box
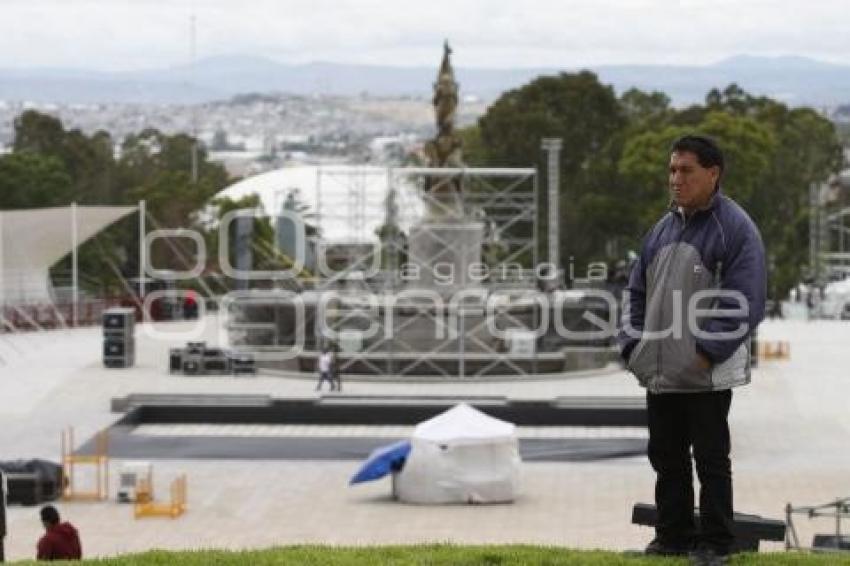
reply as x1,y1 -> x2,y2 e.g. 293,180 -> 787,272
689,548 -> 729,566
644,538 -> 692,556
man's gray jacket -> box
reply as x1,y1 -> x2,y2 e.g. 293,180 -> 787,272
618,190 -> 766,393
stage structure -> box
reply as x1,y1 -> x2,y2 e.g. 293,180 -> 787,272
224,43 -> 613,378
224,164 -> 613,378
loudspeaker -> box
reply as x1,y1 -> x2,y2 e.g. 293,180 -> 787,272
186,341 -> 206,355
182,353 -> 202,375
201,348 -> 231,374
231,353 -> 256,375
103,308 -> 135,333
169,343 -> 256,376
104,337 -> 133,357
103,307 -> 135,368
169,349 -> 183,373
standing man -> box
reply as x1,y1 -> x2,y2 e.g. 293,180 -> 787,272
315,347 -> 334,392
36,505 -> 82,561
331,347 -> 342,392
619,135 -> 766,565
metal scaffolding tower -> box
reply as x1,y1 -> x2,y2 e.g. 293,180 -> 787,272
541,138 -> 562,273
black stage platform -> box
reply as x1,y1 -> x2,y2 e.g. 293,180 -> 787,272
110,394 -> 647,426
91,394 -> 648,462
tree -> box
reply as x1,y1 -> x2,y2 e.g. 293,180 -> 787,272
12,110 -> 65,155
13,110 -> 116,204
0,152 -> 73,209
620,88 -> 672,131
473,71 -> 627,266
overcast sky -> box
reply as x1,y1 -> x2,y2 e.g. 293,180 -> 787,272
2,0 -> 849,71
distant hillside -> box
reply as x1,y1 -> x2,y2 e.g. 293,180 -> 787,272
1,54 -> 849,107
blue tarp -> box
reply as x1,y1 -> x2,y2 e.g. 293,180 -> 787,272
349,440 -> 412,484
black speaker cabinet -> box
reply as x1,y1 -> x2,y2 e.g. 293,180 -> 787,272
231,353 -> 257,375
0,460 -> 63,506
103,308 -> 135,332
182,355 -> 202,375
169,349 -> 183,372
104,338 -> 133,357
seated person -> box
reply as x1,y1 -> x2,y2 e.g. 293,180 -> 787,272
37,505 -> 81,561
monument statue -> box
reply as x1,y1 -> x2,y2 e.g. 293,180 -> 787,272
423,41 -> 464,215
407,41 -> 484,293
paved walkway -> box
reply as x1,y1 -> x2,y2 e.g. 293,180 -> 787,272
1,317 -> 847,559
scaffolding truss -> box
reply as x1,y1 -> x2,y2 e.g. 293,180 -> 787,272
786,497 -> 850,553
294,166 -> 542,378
309,167 -> 538,289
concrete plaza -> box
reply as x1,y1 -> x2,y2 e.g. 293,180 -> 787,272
0,316 -> 846,560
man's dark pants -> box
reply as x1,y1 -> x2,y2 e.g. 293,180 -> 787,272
647,389 -> 734,554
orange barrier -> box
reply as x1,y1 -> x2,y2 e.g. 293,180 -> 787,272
61,427 -> 109,501
758,341 -> 791,361
134,474 -> 187,519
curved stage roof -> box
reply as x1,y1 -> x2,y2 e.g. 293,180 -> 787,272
215,164 -> 425,243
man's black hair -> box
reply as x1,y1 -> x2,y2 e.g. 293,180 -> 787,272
40,505 -> 60,525
670,135 -> 725,188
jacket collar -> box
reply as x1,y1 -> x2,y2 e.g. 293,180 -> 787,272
669,187 -> 722,219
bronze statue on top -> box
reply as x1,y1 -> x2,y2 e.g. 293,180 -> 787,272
423,41 -> 464,213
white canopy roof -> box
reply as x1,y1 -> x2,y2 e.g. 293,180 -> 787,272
412,403 -> 516,445
0,205 -> 137,305
215,164 -> 424,243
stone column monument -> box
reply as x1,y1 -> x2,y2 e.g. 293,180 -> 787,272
408,41 -> 484,294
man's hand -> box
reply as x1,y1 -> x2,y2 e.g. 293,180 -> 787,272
695,352 -> 712,371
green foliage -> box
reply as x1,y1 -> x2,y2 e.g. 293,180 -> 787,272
118,129 -> 229,225
457,125 -> 488,166
478,71 -> 625,173
619,88 -> 673,132
472,71 -> 628,265
13,110 -> 116,203
8,545 -> 850,565
837,122 -> 850,146
0,152 -> 73,208
12,110 -> 65,154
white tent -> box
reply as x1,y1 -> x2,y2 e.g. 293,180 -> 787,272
0,205 -> 137,305
820,278 -> 850,318
393,403 -> 521,504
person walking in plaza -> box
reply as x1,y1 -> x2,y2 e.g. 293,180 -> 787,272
618,135 -> 766,565
315,347 -> 334,392
36,505 -> 82,561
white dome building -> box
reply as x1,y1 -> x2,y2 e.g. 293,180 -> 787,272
215,164 -> 424,244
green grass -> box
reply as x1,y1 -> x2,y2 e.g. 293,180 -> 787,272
10,545 -> 850,565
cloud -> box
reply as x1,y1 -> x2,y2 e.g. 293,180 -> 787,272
0,0 -> 848,70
